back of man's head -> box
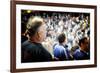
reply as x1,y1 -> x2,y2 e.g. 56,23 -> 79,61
58,33 -> 66,44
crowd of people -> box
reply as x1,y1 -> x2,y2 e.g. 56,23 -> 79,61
21,10 -> 90,62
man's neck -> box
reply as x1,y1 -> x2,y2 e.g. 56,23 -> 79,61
80,47 -> 87,53
29,37 -> 41,44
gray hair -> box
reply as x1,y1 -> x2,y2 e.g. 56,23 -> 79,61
26,16 -> 44,37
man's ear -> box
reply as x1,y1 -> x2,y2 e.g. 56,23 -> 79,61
81,43 -> 84,47
36,31 -> 41,38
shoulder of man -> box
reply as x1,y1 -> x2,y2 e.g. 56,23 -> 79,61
73,49 -> 82,57
22,40 -> 37,50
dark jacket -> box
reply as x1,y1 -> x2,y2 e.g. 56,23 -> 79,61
21,35 -> 28,43
21,40 -> 52,63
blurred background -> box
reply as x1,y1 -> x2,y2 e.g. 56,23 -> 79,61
21,10 -> 90,57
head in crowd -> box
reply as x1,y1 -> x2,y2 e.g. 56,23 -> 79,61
27,16 -> 46,43
79,37 -> 89,52
57,33 -> 67,45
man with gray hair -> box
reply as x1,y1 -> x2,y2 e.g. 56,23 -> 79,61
21,16 -> 52,62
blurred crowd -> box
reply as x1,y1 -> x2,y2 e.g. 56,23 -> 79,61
21,10 -> 90,61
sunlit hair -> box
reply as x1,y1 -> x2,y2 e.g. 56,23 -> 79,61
26,16 -> 44,37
